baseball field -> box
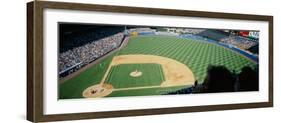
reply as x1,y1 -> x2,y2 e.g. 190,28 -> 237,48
59,35 -> 257,99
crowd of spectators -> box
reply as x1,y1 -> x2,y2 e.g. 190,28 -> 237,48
179,33 -> 209,41
197,29 -> 229,41
127,27 -> 156,36
60,26 -> 124,53
59,32 -> 124,77
220,35 -> 258,50
181,30 -> 259,54
182,29 -> 205,34
128,28 -> 156,33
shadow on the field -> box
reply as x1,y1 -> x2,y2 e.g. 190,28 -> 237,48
166,65 -> 258,95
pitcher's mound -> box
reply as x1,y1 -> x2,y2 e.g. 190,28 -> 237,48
130,70 -> 142,77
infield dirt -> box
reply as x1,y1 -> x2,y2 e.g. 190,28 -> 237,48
83,54 -> 195,98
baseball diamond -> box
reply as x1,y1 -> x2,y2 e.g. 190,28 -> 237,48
105,63 -> 165,88
59,35 -> 257,99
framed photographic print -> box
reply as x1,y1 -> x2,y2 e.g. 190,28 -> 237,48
27,1 -> 273,122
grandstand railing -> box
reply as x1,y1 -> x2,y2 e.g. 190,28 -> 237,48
59,62 -> 82,74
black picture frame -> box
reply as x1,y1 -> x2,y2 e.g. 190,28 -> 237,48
27,1 -> 273,122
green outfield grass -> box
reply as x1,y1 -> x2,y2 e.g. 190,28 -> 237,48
105,63 -> 164,88
59,53 -> 115,99
118,36 -> 256,82
59,35 -> 257,99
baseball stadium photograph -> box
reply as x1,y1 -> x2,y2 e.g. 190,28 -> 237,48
58,23 -> 259,99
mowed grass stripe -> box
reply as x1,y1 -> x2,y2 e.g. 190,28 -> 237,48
108,85 -> 192,97
145,38 -> 174,56
59,35 -> 257,99
173,40 -> 190,61
106,65 -> 116,84
105,63 -> 165,88
158,65 -> 165,81
59,53 -> 116,99
122,36 -> 174,56
119,36 -> 257,82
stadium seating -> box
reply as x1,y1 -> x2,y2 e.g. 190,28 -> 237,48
197,29 -> 229,41
58,26 -> 125,78
221,36 -> 258,49
179,33 -> 258,62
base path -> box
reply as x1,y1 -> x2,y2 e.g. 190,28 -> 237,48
111,55 -> 195,87
83,54 -> 195,98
